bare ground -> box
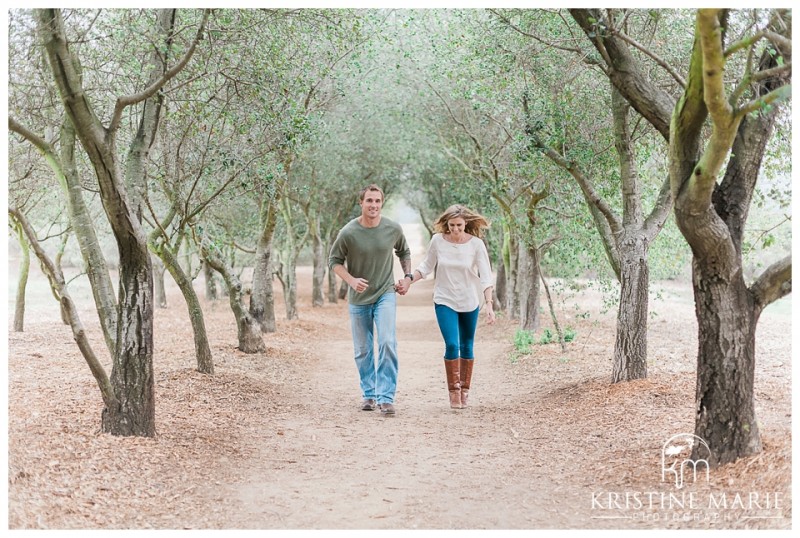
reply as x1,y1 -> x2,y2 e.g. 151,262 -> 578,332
6,253 -> 792,530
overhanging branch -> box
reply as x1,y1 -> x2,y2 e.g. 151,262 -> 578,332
750,255 -> 792,310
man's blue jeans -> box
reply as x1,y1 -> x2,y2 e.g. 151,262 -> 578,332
348,291 -> 398,404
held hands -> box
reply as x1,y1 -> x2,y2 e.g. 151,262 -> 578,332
395,277 -> 411,295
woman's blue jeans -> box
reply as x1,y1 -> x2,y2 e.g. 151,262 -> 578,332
434,303 -> 479,360
348,291 -> 398,404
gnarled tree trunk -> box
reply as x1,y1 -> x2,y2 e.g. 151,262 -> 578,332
199,236 -> 266,354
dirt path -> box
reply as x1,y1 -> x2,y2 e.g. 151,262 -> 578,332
7,235 -> 791,529
219,278 -> 573,529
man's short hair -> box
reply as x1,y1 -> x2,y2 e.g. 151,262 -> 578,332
359,184 -> 385,202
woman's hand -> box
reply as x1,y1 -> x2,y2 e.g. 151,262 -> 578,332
485,305 -> 496,325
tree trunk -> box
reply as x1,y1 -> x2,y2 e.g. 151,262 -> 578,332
495,260 -> 506,312
35,8 -> 193,437
279,259 -> 299,320
327,252 -> 338,304
505,236 -> 520,319
203,261 -> 217,300
13,221 -> 30,332
540,270 -> 566,352
519,242 -> 541,332
311,226 -> 325,307
250,201 -> 278,332
200,240 -> 266,354
153,255 -> 168,308
153,241 -> 214,374
226,272 -> 266,353
338,278 -> 348,301
692,264 -> 760,465
612,239 -> 649,382
102,248 -> 155,437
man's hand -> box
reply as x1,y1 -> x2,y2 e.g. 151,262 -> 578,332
350,277 -> 369,293
395,278 -> 410,295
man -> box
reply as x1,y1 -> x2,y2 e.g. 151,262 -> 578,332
329,184 -> 412,416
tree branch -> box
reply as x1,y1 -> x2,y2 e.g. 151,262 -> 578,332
750,255 -> 791,310
607,27 -> 686,88
738,83 -> 792,117
8,117 -> 54,156
642,174 -> 674,243
109,9 -> 210,134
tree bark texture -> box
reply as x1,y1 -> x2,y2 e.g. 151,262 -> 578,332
495,260 -> 507,312
327,251 -> 338,304
692,265 -> 761,464
612,239 -> 650,382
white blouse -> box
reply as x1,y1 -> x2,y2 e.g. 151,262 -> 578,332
415,233 -> 494,312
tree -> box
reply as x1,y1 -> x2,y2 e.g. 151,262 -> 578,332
34,8 -> 209,436
570,8 -> 792,464
10,217 -> 31,332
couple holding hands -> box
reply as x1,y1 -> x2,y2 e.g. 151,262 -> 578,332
329,184 -> 495,416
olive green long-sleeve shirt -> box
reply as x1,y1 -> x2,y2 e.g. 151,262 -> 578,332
328,217 -> 411,305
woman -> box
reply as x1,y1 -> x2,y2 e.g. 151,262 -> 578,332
401,204 -> 495,409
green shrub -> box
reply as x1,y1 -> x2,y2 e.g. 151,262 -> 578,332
564,326 -> 577,342
538,328 -> 554,344
513,328 -> 535,354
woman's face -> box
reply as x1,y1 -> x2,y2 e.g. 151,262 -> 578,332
447,217 -> 466,237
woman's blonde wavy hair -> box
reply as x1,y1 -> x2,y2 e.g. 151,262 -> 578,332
433,204 -> 490,239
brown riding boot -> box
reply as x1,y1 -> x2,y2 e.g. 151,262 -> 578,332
459,358 -> 474,408
444,360 -> 462,409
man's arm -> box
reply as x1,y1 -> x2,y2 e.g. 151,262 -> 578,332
400,257 -> 411,276
333,263 -> 369,294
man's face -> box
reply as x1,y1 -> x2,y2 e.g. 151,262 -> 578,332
360,190 -> 383,219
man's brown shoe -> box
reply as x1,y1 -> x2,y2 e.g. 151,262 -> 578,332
361,398 -> 377,411
379,403 -> 396,416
